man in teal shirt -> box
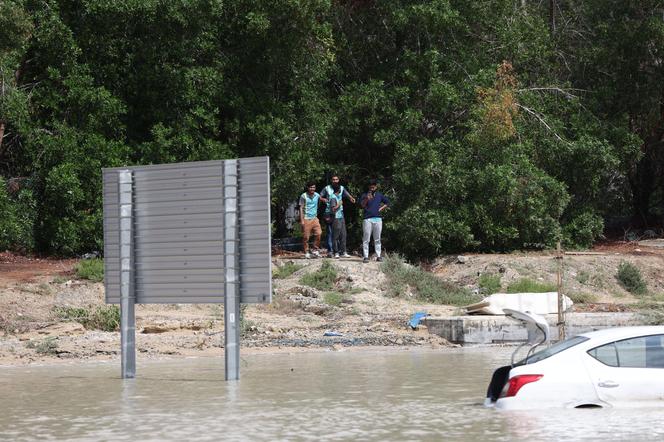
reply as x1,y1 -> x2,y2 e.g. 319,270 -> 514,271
299,181 -> 327,258
320,174 -> 356,257
329,183 -> 351,258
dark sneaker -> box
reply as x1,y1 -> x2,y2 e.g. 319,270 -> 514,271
376,256 -> 383,262
362,257 -> 369,263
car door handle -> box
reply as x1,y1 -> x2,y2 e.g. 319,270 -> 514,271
598,380 -> 619,388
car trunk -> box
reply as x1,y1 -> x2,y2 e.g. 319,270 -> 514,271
486,365 -> 512,403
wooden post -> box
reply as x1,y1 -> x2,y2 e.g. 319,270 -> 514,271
556,241 -> 566,341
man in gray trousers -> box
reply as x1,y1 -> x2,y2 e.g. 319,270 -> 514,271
329,183 -> 350,258
359,179 -> 390,263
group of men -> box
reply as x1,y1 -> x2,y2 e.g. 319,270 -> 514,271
298,175 -> 390,263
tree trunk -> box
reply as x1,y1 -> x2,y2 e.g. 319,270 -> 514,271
549,0 -> 556,34
274,203 -> 289,238
0,121 -> 5,155
631,138 -> 657,228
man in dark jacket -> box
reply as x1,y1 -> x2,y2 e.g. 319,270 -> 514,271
359,179 -> 389,263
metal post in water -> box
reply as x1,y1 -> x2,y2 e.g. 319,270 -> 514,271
118,170 -> 136,378
223,160 -> 241,381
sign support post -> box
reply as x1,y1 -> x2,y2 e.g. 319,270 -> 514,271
118,170 -> 136,379
223,160 -> 240,381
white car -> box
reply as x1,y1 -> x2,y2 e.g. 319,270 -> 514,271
485,324 -> 664,409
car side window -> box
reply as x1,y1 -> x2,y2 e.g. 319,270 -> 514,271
588,334 -> 664,368
588,343 -> 618,367
645,335 -> 664,368
615,337 -> 646,367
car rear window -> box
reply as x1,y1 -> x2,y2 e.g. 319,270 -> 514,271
518,336 -> 589,365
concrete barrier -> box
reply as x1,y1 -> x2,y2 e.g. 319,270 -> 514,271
425,313 -> 642,344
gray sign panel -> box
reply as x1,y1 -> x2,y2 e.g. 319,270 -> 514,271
102,157 -> 272,304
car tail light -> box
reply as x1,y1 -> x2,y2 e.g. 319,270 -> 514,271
501,374 -> 544,398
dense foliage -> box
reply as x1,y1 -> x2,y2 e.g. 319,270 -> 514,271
1,0 -> 663,258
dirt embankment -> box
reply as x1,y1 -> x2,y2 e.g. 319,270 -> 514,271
1,241 -> 663,366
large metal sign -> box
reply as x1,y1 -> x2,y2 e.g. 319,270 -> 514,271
102,156 -> 272,380
102,157 -> 272,304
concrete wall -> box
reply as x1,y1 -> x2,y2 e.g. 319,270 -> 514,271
425,313 -> 642,344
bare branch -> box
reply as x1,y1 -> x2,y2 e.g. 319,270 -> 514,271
516,103 -> 566,142
516,87 -> 587,99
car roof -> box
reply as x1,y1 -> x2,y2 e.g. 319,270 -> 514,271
577,326 -> 664,343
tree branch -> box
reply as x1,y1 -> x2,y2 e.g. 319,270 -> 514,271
516,104 -> 565,142
516,87 -> 587,99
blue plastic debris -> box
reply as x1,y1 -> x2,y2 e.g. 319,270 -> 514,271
323,331 -> 343,337
408,312 -> 428,330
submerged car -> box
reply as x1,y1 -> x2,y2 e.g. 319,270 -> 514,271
485,312 -> 664,409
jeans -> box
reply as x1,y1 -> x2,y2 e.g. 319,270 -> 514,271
362,218 -> 382,258
333,218 -> 346,254
325,219 -> 334,253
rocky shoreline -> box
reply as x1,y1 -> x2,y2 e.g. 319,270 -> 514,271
1,246 -> 663,366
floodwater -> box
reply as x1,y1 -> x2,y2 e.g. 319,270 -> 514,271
1,347 -> 663,441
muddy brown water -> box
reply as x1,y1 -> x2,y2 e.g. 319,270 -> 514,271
1,348 -> 663,441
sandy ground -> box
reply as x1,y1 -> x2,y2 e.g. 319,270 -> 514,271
1,241 -> 663,366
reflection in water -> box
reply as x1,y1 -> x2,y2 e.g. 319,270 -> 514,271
0,348 -> 663,441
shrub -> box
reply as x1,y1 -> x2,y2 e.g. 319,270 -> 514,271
506,278 -> 556,293
240,304 -> 256,336
380,254 -> 480,306
567,291 -> 598,304
479,274 -> 501,294
390,207 -> 477,259
299,260 -> 338,290
273,262 -> 304,279
323,292 -> 345,307
38,163 -> 85,255
576,271 -> 590,284
76,258 -> 104,282
27,337 -> 59,355
0,178 -> 19,250
0,179 -> 36,252
616,261 -> 647,296
637,302 -> 664,325
563,211 -> 604,249
13,188 -> 37,252
267,296 -> 303,315
52,275 -> 68,284
89,305 -> 121,331
56,306 -> 88,322
380,254 -> 415,298
55,305 -> 120,331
